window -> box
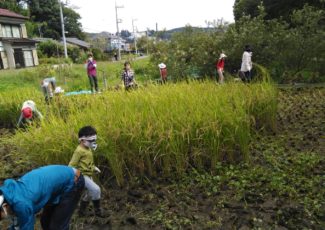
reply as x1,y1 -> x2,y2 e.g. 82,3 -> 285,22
24,50 -> 34,67
12,26 -> 20,38
4,25 -> 12,37
2,25 -> 21,38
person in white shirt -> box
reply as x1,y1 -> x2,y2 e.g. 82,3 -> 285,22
17,100 -> 43,127
240,45 -> 253,82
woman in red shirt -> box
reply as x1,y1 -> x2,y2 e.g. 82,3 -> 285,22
158,63 -> 168,83
216,53 -> 227,84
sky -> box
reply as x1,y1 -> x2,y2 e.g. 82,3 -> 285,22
67,0 -> 236,34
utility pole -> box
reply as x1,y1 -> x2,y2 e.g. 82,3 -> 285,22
115,2 -> 124,61
132,18 -> 138,55
146,28 -> 149,56
58,0 -> 68,58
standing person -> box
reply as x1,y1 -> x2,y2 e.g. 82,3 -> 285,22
69,126 -> 103,217
158,63 -> 168,83
0,165 -> 85,230
41,77 -> 56,103
85,53 -> 98,93
121,61 -> 137,90
240,45 -> 253,82
17,100 -> 43,127
216,53 -> 227,84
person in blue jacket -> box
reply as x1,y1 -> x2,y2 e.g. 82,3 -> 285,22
0,165 -> 85,230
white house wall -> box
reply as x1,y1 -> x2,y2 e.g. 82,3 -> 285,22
3,42 -> 15,69
32,49 -> 38,66
21,24 -> 27,38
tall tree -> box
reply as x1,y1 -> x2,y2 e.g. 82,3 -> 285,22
234,0 -> 324,22
0,0 -> 27,15
25,0 -> 84,39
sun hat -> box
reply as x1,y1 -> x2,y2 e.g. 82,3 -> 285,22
22,107 -> 33,119
158,63 -> 166,69
219,53 -> 227,59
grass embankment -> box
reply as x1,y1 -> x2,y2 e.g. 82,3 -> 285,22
1,81 -> 277,185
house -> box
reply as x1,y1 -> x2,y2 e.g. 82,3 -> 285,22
62,37 -> 91,51
0,8 -> 39,69
106,34 -> 129,52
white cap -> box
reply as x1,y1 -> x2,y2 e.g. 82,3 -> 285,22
158,63 -> 166,69
219,53 -> 227,59
0,195 -> 4,207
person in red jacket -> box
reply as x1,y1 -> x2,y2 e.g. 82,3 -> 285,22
216,53 -> 227,84
85,53 -> 98,93
158,63 -> 168,83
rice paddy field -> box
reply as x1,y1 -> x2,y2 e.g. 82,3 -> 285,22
0,61 -> 324,229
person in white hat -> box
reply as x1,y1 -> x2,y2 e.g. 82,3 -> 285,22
216,53 -> 227,84
158,63 -> 168,83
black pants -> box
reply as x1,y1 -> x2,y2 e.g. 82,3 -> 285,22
40,175 -> 85,230
244,71 -> 251,82
88,75 -> 98,92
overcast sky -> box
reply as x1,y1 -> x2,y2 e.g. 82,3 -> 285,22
68,0 -> 235,33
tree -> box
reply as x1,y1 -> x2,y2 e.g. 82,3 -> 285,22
63,6 -> 85,40
0,0 -> 26,14
150,26 -> 222,80
234,0 -> 325,22
24,0 -> 84,39
225,4 -> 325,80
120,30 -> 131,39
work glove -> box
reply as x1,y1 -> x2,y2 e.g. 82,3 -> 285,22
94,166 -> 101,173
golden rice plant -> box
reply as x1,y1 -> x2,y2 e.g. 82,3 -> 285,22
5,80 -> 277,185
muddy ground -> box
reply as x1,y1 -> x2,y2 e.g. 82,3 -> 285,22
1,86 -> 325,230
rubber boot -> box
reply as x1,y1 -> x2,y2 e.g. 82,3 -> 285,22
92,199 -> 104,218
78,201 -> 89,217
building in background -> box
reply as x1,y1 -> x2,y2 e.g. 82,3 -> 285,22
106,34 -> 129,52
63,37 -> 91,51
0,8 -> 39,69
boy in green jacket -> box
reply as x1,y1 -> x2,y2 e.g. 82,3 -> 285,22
69,126 -> 103,217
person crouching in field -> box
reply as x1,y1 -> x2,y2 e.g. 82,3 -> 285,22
0,165 -> 84,230
17,100 -> 43,127
41,77 -> 56,103
121,61 -> 137,90
216,53 -> 227,84
85,53 -> 98,93
69,126 -> 104,217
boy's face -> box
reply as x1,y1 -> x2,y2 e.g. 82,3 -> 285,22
80,136 -> 97,150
